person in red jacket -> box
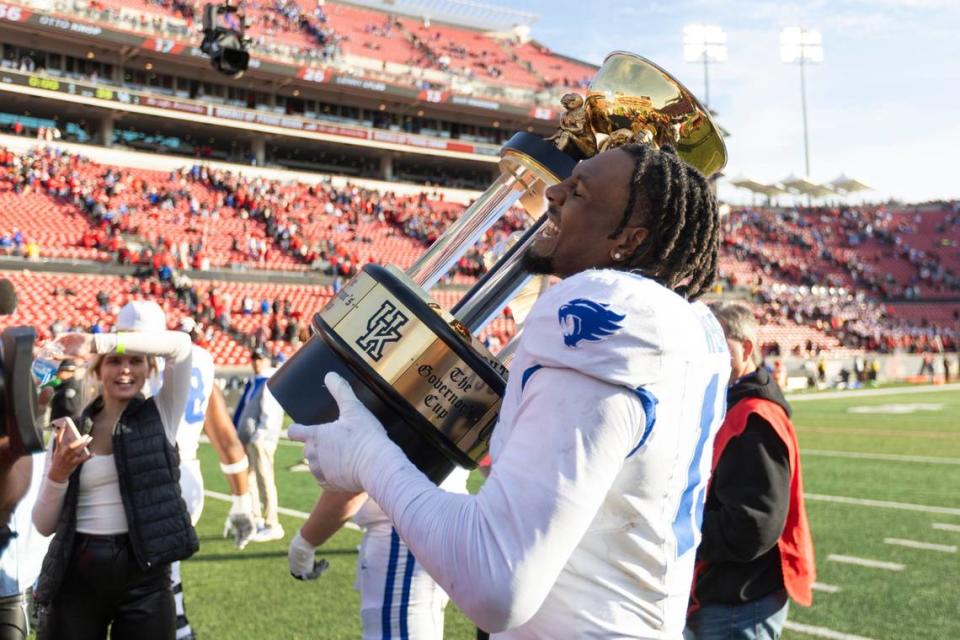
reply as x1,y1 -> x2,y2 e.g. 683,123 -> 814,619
686,302 -> 815,640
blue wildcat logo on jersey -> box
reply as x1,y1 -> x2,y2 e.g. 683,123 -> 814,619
558,298 -> 626,348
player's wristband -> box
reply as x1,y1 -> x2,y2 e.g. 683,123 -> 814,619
291,530 -> 318,553
220,457 -> 249,475
231,493 -> 254,514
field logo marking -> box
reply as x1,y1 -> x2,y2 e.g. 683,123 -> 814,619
827,554 -> 905,571
847,403 -> 944,414
783,621 -> 877,640
884,538 -> 957,553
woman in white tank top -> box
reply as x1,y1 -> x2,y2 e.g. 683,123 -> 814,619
31,328 -> 194,640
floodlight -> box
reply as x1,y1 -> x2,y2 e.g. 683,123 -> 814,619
683,24 -> 727,62
780,27 -> 823,63
683,24 -> 727,107
780,26 -> 824,179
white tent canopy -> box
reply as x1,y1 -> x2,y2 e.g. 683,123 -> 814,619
829,174 -> 872,194
728,175 -> 788,197
780,174 -> 836,198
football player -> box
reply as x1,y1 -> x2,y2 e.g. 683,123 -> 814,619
290,144 -> 729,638
289,468 -> 468,639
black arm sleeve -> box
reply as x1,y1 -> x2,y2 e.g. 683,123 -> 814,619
698,415 -> 791,563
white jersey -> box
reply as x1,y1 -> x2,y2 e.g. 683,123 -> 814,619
176,346 -> 216,462
363,270 -> 730,639
493,271 -> 730,638
354,466 -> 469,531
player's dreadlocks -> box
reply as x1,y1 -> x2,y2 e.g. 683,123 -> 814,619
610,143 -> 720,301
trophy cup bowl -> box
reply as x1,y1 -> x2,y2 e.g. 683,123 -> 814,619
586,52 -> 726,177
268,52 -> 726,484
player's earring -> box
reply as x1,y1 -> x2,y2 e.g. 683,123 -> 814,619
612,250 -> 623,261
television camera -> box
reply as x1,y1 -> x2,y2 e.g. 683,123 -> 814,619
199,2 -> 250,78
0,279 -> 42,466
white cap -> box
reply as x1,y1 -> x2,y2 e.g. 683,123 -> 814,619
116,300 -> 167,332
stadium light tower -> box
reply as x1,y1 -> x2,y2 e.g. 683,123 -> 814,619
683,24 -> 727,109
780,26 -> 823,177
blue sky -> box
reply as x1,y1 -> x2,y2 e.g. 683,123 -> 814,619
516,0 -> 959,204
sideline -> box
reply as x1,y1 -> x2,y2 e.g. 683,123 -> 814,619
204,489 -> 361,531
788,383 -> 960,402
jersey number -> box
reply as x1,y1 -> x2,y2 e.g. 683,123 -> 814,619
672,373 -> 723,557
185,366 -> 206,424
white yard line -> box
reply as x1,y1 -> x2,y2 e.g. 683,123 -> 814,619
828,554 -> 905,571
797,427 -> 956,439
933,523 -> 960,533
803,449 -> 960,465
788,383 -> 960,402
203,490 -> 361,531
783,621 -> 877,640
883,538 -> 957,553
805,493 -> 960,516
811,582 -> 842,593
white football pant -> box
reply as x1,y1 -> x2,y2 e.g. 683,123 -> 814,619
356,527 -> 449,640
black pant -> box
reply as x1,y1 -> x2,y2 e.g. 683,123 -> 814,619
39,534 -> 175,640
0,594 -> 26,640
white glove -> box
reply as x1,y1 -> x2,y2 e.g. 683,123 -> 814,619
288,531 -> 329,581
287,372 -> 406,493
228,493 -> 256,550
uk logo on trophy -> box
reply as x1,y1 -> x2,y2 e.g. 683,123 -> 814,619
356,301 -> 409,361
558,298 -> 626,348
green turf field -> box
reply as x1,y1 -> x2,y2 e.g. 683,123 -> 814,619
184,385 -> 960,639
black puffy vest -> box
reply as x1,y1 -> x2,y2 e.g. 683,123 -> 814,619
34,395 -> 199,605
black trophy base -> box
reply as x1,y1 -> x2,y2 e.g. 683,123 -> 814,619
269,329 -> 457,484
269,265 -> 507,485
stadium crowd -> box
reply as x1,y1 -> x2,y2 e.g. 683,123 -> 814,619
753,284 -> 956,355
2,144 -> 957,363
722,205 -> 960,299
71,0 -> 341,64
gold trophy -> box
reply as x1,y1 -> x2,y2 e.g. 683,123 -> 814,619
268,52 -> 727,482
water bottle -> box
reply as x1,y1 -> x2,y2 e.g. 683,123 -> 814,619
32,342 -> 64,387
